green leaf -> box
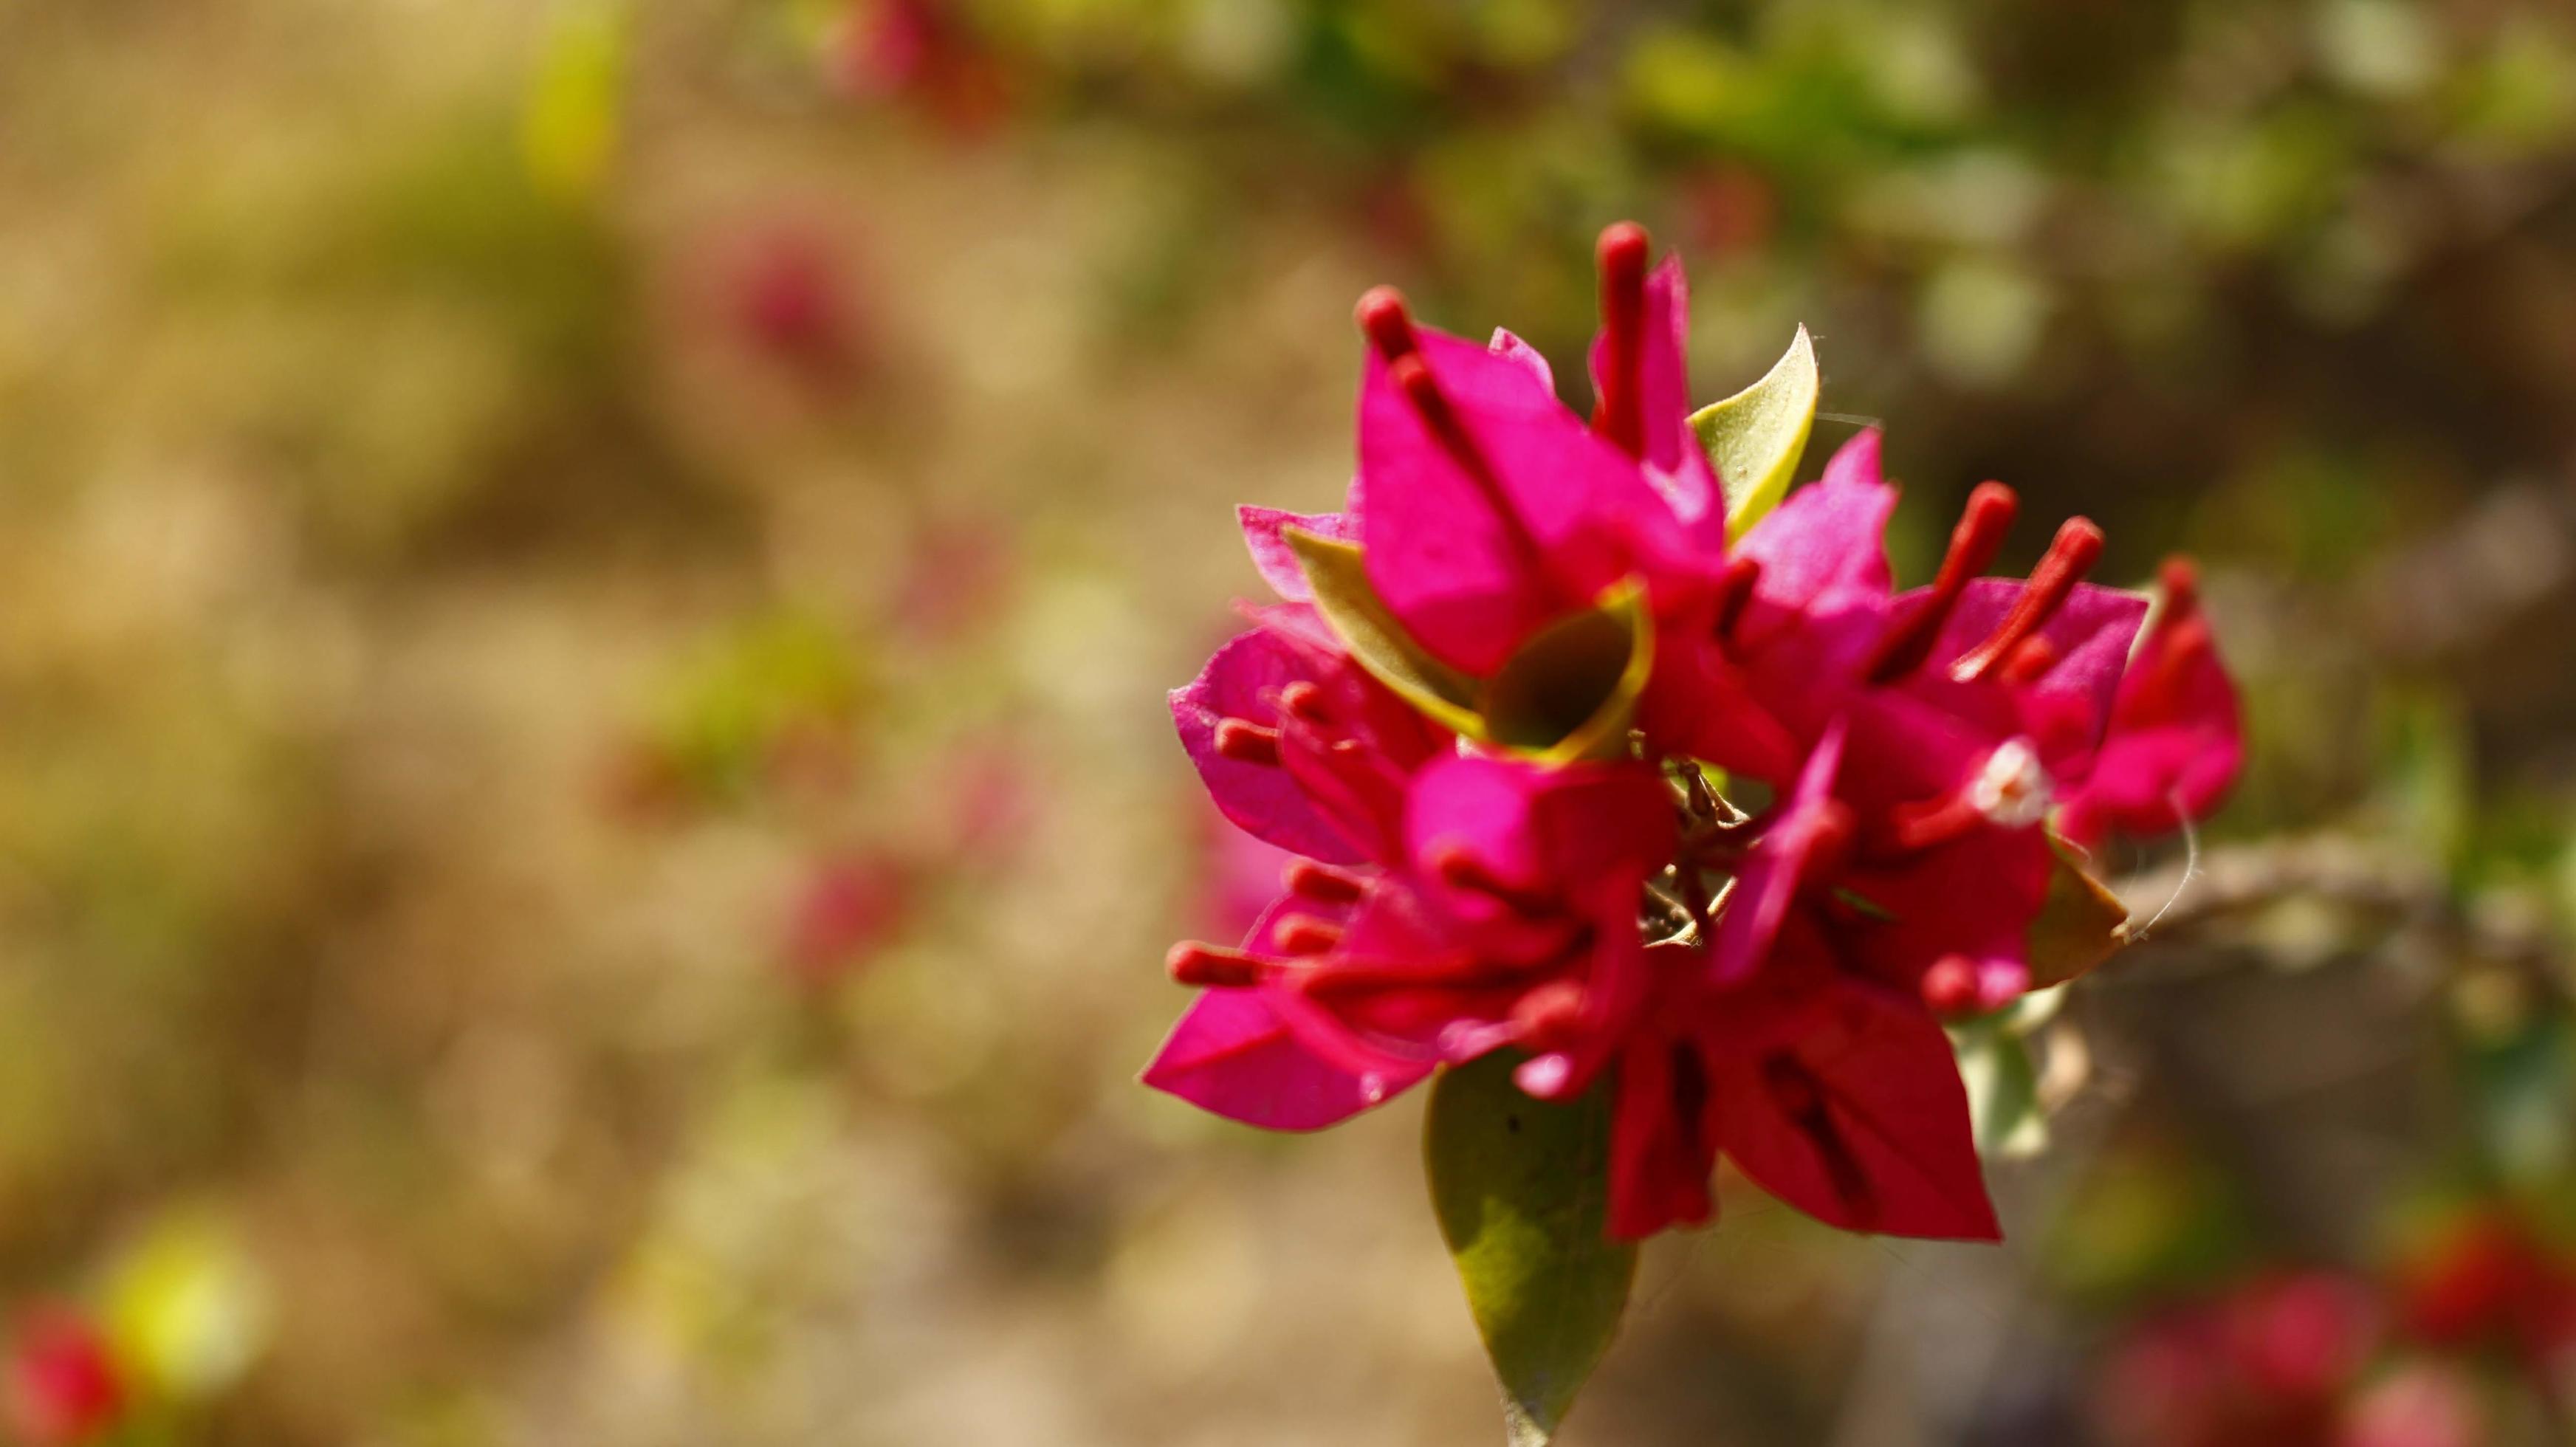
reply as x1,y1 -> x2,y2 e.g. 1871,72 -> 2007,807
2027,839 -> 2129,989
2470,1011 -> 2575,1186
1992,981 -> 2070,1037
1425,1052 -> 1636,1447
521,0 -> 628,200
1284,528 -> 1488,739
1951,1025 -> 2048,1160
1689,326 -> 1819,542
1477,578 -> 1655,765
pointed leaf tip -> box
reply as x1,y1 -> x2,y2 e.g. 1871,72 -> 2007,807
1689,326 -> 1819,542
2027,839 -> 2130,989
1951,1024 -> 2049,1160
1426,1052 -> 1636,1446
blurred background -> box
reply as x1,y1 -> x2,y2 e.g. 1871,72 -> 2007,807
2,0 -> 2575,1442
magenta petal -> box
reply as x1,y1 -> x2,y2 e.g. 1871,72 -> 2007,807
1818,425 -> 1884,489
1736,430 -> 1896,621
1716,983 -> 2001,1241
1835,670 -> 2008,811
1356,340 -> 1562,675
1274,881 -> 1519,1070
1637,630 -> 1802,783
1404,753 -> 1676,909
1639,258 -> 1708,484
1924,579 -> 2149,767
1237,504 -> 1353,602
1172,629 -> 1364,864
2059,722 -> 2244,848
1199,815 -> 1299,941
1488,327 -> 1555,395
1842,805 -> 2053,997
1547,890 -> 1662,1096
2056,597 -> 2244,845
1359,327 -> 1711,675
1607,1031 -> 1718,1240
1141,989 -> 1426,1131
1708,719 -> 1845,984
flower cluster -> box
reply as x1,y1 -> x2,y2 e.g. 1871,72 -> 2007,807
2097,1206 -> 2576,1447
1143,223 -> 2243,1242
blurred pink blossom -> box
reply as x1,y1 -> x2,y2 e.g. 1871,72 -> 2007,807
785,854 -> 913,987
4,1307 -> 123,1447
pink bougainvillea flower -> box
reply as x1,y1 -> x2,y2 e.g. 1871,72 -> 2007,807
1649,429 -> 2157,1016
2391,1205 -> 2576,1375
1144,220 -> 2242,1259
2225,1272 -> 2383,1408
828,0 -> 1012,134
2095,1273 -> 2380,1447
2055,557 -> 2245,850
783,853 -> 912,987
3,1307 -> 123,1447
728,229 -> 868,385
1830,710 -> 2061,1015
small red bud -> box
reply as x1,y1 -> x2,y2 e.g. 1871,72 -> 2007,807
1921,955 -> 1982,1017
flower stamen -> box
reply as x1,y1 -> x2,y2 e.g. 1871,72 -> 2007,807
1951,517 -> 2104,682
1511,980 -> 1589,1051
1277,680 -> 1333,725
1167,941 -> 1266,987
1283,858 -> 1368,904
1866,481 -> 2019,681
1591,222 -> 1652,458
1274,915 -> 1347,955
1356,285 -> 1419,362
1427,842 -> 1553,913
1999,634 -> 2058,685
1212,718 -> 1282,766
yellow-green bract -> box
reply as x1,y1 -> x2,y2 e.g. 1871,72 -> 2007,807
1690,326 -> 1818,542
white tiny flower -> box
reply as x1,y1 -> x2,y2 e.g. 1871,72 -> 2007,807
1971,738 -> 2053,828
